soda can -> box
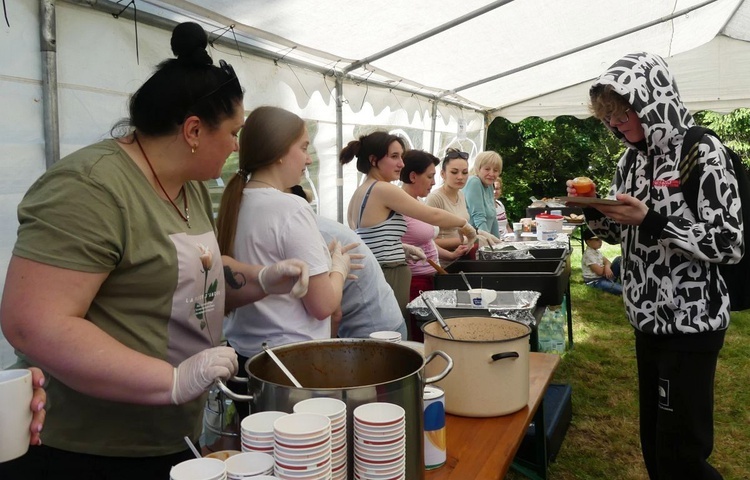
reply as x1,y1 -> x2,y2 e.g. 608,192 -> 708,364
423,385 -> 446,469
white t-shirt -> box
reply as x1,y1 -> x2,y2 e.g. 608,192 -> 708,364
582,247 -> 605,282
223,188 -> 331,358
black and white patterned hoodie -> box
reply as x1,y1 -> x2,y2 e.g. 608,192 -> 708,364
586,52 -> 742,335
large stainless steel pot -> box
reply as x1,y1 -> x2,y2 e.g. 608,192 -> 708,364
217,338 -> 453,480
423,316 -> 531,417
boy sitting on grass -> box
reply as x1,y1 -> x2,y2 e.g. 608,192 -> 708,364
581,227 -> 622,295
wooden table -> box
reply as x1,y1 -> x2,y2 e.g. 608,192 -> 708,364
425,352 -> 561,480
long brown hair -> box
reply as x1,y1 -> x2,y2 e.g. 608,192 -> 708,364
216,106 -> 305,255
339,131 -> 405,174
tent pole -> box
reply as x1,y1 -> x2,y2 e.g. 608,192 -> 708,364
335,76 -> 344,224
40,0 -> 60,168
429,100 -> 438,155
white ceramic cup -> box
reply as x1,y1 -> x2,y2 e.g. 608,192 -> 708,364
467,288 -> 497,308
512,222 -> 523,240
0,369 -> 33,463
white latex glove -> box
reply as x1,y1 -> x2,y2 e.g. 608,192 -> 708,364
329,240 -> 365,280
477,230 -> 502,245
402,243 -> 427,261
171,346 -> 238,405
459,222 -> 478,245
258,259 -> 310,298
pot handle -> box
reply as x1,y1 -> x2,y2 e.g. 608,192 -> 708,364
490,352 -> 520,362
215,378 -> 254,403
424,350 -> 454,384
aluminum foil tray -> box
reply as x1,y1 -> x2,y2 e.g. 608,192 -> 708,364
477,240 -> 570,261
407,290 -> 541,325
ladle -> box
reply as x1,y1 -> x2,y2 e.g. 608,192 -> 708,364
459,270 -> 473,290
262,342 -> 303,388
420,292 -> 455,340
184,436 -> 201,459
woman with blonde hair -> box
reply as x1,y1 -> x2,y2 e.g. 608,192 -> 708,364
464,150 -> 503,238
340,133 -> 476,331
217,106 -> 361,408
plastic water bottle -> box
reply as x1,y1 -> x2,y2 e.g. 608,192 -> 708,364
537,308 -> 554,352
550,308 -> 566,354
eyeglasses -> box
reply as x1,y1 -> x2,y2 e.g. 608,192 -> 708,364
444,150 -> 469,161
192,60 -> 242,104
604,108 -> 630,125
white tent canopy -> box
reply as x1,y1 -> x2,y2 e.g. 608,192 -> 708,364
1,0 -> 749,366
124,0 -> 750,120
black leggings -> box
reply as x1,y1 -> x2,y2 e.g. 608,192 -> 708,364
0,444 -> 197,480
635,329 -> 725,480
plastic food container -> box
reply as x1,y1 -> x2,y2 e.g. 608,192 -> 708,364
535,213 -> 564,240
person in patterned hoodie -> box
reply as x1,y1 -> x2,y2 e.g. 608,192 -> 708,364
566,52 -> 741,479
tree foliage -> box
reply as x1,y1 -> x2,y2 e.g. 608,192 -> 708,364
488,108 -> 750,222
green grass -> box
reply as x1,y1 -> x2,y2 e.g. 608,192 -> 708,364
511,243 -> 750,480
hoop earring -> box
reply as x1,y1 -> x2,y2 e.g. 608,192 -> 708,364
191,145 -> 197,154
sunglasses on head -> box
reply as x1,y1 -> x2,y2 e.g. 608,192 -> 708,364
445,151 -> 469,161
193,59 -> 242,104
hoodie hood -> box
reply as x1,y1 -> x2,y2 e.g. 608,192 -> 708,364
590,52 -> 695,158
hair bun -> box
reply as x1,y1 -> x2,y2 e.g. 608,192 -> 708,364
171,22 -> 212,66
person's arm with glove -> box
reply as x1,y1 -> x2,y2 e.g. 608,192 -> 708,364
171,346 -> 238,405
476,229 -> 502,247
222,256 -> 310,312
402,243 -> 427,262
0,256 -> 239,406
458,222 -> 478,245
302,240 -> 365,320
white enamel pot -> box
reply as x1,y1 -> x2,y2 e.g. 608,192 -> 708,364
422,316 -> 531,417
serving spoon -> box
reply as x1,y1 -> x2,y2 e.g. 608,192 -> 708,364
262,342 -> 303,388
184,436 -> 201,459
459,270 -> 473,290
420,292 -> 455,340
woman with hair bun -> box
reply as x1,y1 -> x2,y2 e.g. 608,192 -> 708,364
340,132 -> 477,336
0,23 -> 309,479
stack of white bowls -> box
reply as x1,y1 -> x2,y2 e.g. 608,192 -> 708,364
368,331 -> 402,343
240,411 -> 288,455
352,403 -> 406,480
273,412 -> 332,479
293,398 -> 347,480
224,452 -> 275,479
170,457 -> 227,480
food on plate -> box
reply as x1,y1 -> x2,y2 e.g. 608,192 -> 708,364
572,176 -> 594,194
564,213 -> 585,223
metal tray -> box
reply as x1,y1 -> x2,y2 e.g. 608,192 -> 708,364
434,259 -> 568,305
407,290 -> 541,325
477,244 -> 569,261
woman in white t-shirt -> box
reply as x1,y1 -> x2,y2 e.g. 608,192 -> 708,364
217,107 -> 361,414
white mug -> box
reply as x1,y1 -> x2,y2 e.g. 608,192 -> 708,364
0,369 -> 33,463
467,288 -> 497,308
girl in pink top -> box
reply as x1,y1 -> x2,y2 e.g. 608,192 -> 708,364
400,150 -> 469,340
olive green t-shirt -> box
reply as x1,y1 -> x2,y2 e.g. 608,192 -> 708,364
13,139 -> 225,456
